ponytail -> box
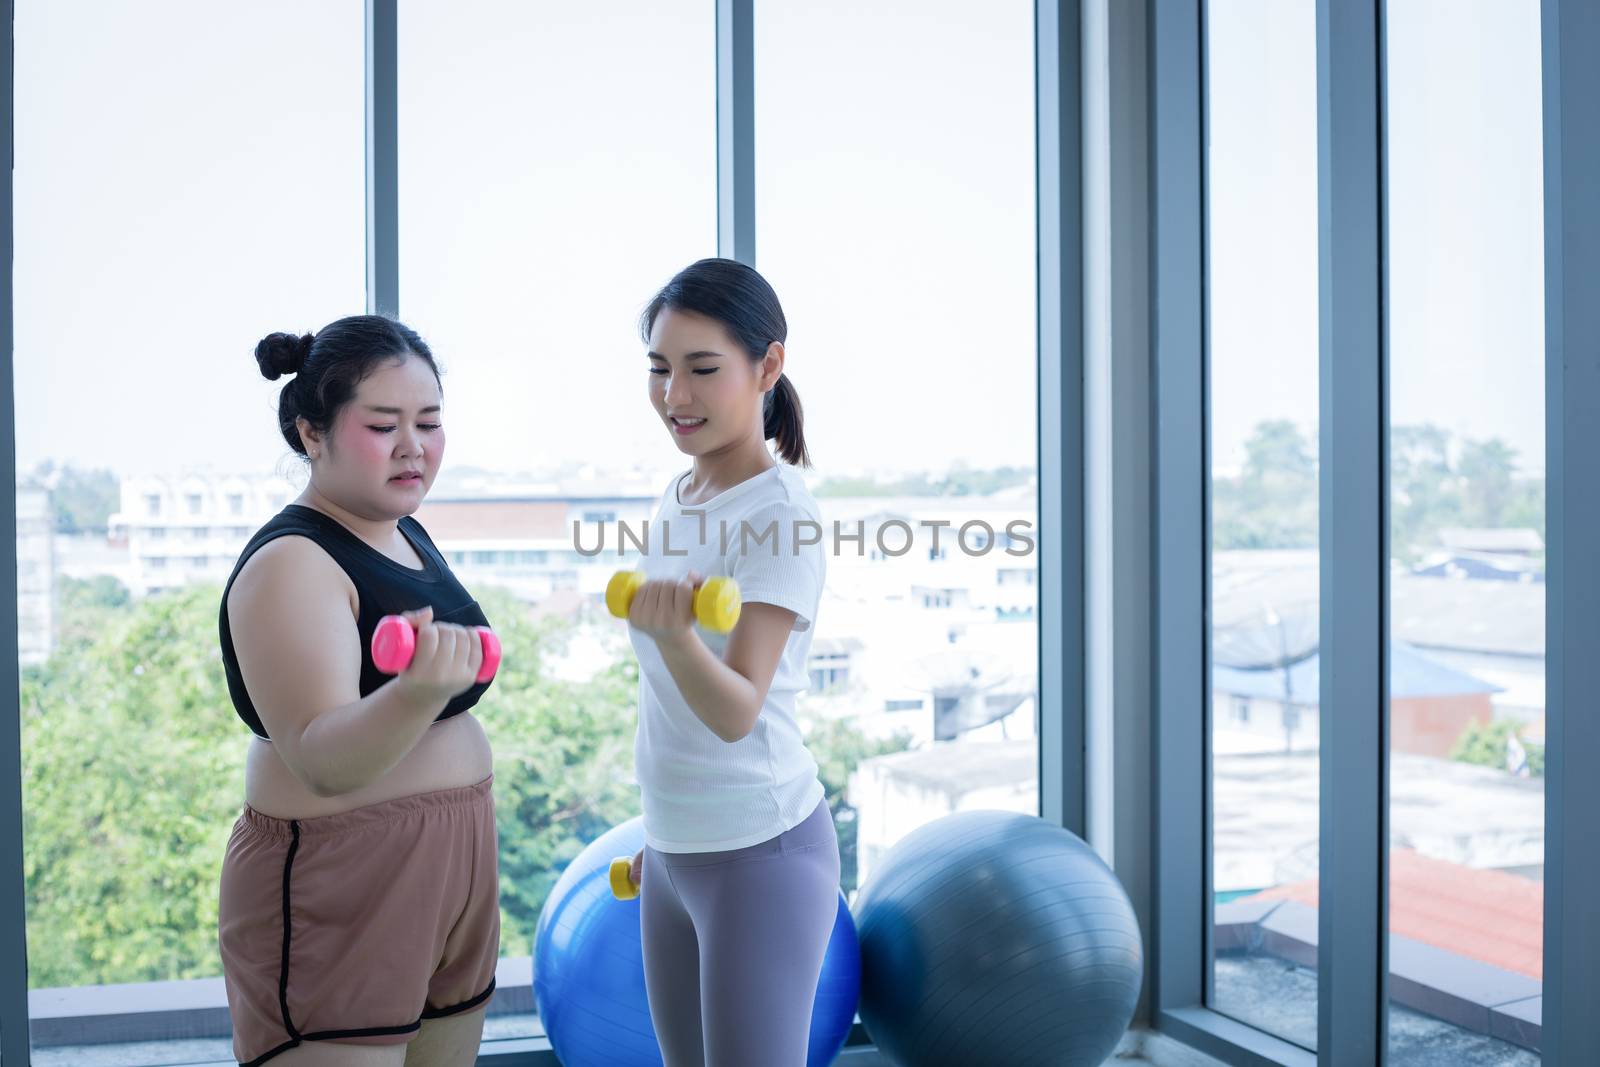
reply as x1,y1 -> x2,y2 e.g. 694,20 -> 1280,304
763,373 -> 810,468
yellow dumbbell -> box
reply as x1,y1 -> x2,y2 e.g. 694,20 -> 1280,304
609,857 -> 639,901
605,570 -> 742,634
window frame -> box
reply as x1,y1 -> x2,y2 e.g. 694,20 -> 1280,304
1539,1 -> 1600,1061
1,1 -> 1069,1062
1147,1 -> 1390,1061
1148,0 -> 1600,1064
1036,0 -> 1089,840
7,0 -> 1583,1058
0,0 -> 25,1060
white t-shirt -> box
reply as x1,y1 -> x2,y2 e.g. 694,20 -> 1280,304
628,462 -> 828,853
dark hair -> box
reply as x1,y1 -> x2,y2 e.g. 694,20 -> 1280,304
640,258 -> 811,468
253,315 -> 440,457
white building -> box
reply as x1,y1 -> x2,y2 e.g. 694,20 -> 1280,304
101,470 -> 1045,766
1211,548 -> 1547,744
799,487 -> 1039,747
801,486 -> 1043,890
16,485 -> 55,666
109,471 -> 667,603
110,474 -> 297,597
848,739 -> 1039,889
413,482 -> 663,605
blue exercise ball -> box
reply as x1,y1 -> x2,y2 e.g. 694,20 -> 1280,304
534,816 -> 861,1067
854,811 -> 1143,1067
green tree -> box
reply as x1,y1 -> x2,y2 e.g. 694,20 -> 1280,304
1242,419 -> 1316,488
22,585 -> 242,988
1458,438 -> 1517,529
1390,427 -> 1543,561
31,463 -> 120,534
22,583 -> 924,985
1502,479 -> 1546,546
21,584 -> 644,985
53,575 -> 132,653
1215,420 -> 1544,561
1391,425 -> 1461,561
1214,420 -> 1318,549
1450,717 -> 1544,778
814,466 -> 1033,499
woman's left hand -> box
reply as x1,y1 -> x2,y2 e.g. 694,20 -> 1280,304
628,570 -> 704,647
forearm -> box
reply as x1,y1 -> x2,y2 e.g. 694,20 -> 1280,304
657,633 -> 762,743
293,680 -> 450,796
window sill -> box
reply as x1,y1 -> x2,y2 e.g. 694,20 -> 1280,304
30,960 -> 879,1065
1213,897 -> 1542,1054
31,958 -> 535,1046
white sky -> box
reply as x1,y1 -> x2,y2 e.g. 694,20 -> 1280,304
12,1 -> 1542,484
1208,0 -> 1544,478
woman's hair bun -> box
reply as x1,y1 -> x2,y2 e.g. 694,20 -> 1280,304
254,331 -> 315,381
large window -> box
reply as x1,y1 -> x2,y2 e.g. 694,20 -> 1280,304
14,1 -> 364,1061
397,0 -> 717,1043
398,0 -> 716,491
17,1 -> 1585,1064
1384,1 -> 1543,1061
1158,0 -> 1575,1063
755,0 -> 1040,889
10,2 -> 1045,1061
1203,0 -> 1321,1048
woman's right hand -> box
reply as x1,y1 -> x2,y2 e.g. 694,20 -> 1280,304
630,848 -> 643,890
393,606 -> 484,704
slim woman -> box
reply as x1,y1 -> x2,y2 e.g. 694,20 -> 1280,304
621,259 -> 839,1067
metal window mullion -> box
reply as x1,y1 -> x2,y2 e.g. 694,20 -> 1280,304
1541,1 -> 1600,1061
1,0 -> 28,1061
1036,0 -> 1086,840
716,0 -> 754,265
1149,0 -> 1207,1020
365,0 -> 398,316
1314,1 -> 1387,1062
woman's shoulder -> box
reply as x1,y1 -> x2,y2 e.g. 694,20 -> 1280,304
724,467 -> 825,561
227,531 -> 350,617
232,509 -> 336,576
747,464 -> 821,520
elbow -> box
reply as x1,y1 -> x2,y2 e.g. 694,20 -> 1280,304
287,724 -> 358,798
291,748 -> 355,798
715,705 -> 763,744
301,769 -> 346,799
302,761 -> 372,798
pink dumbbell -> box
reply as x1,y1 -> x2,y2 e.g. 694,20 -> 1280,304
371,615 -> 502,684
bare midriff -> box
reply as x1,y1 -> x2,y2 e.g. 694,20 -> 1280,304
242,710 -> 494,820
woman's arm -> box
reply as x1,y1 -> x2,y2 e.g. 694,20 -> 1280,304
631,574 -> 795,743
227,536 -> 484,796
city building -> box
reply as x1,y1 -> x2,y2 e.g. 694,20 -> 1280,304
109,474 -> 297,597
16,485 -> 54,666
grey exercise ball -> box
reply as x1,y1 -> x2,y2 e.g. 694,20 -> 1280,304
854,810 -> 1143,1067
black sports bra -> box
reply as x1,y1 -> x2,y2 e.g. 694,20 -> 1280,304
218,505 -> 492,739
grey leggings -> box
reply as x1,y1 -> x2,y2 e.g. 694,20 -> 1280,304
641,799 -> 842,1067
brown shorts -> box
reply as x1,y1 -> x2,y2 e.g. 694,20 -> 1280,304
218,776 -> 500,1067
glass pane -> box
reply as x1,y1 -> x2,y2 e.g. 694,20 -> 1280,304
1204,0 -> 1321,1050
14,0 -> 363,1062
1384,2 -> 1544,1062
398,0 -> 716,1044
755,0 -> 1039,893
